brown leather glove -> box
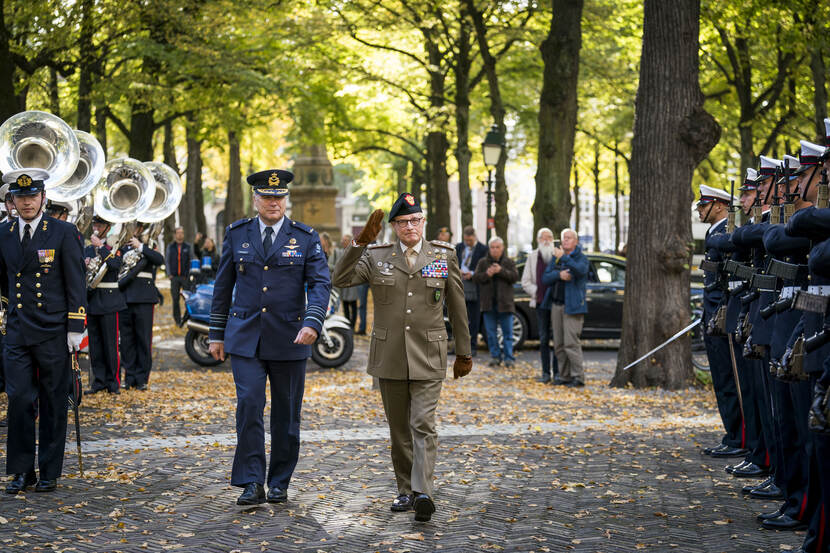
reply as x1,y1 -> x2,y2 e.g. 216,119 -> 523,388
453,355 -> 473,379
355,209 -> 385,246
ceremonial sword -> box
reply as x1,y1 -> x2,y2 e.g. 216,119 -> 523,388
622,318 -> 702,371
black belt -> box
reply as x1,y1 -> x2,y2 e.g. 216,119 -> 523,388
723,259 -> 740,275
766,259 -> 808,283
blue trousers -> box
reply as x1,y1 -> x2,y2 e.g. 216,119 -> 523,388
536,307 -> 558,378
230,355 -> 306,490
703,309 -> 743,448
357,283 -> 369,334
482,310 -> 514,362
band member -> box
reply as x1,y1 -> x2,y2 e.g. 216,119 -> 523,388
0,183 -> 8,426
208,169 -> 330,506
0,169 -> 86,494
44,199 -> 71,221
85,215 -> 126,394
333,193 -> 472,522
117,223 -> 164,390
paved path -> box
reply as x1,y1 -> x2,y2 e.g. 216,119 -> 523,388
0,303 -> 805,552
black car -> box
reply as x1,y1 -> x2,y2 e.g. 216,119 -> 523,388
486,253 -> 702,348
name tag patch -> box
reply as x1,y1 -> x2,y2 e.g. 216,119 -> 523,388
421,259 -> 448,278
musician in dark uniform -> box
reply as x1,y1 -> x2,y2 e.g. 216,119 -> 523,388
0,169 -> 86,494
85,215 -> 126,394
117,223 -> 164,390
0,183 -> 8,427
208,169 -> 330,506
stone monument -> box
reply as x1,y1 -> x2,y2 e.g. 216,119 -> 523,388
289,144 -> 340,242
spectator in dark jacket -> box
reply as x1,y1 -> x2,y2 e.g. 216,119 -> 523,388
541,228 -> 589,387
165,227 -> 192,325
473,236 -> 519,367
455,226 -> 488,355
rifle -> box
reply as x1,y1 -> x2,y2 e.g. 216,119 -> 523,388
726,179 -> 737,233
769,165 -> 782,224
782,158 -> 796,223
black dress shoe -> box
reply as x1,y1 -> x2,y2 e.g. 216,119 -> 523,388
413,493 -> 435,522
555,379 -> 572,386
710,445 -> 749,458
749,482 -> 783,499
566,380 -> 585,388
108,388 -> 120,395
6,472 -> 37,494
236,483 -> 265,505
732,463 -> 769,478
701,443 -> 725,455
535,376 -> 551,383
35,479 -> 57,492
391,493 -> 413,512
0,417 -> 6,427
761,513 -> 807,531
725,460 -> 748,474
743,476 -> 773,495
756,507 -> 784,522
136,383 -> 148,391
267,486 -> 287,503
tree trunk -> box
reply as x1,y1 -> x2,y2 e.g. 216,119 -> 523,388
593,144 -> 600,252
180,121 -> 199,241
424,35 -> 450,241
48,68 -> 60,117
395,161 -> 408,195
533,0 -> 583,241
809,43 -> 827,142
128,102 -> 154,161
573,164 -> 580,235
611,0 -> 720,389
466,0 -> 509,244
94,104 -> 107,154
614,146 -> 621,254
0,0 -> 19,122
454,10 -> 473,231
225,129 -> 244,227
162,121 -> 179,245
76,0 -> 94,132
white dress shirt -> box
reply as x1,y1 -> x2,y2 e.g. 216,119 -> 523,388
258,215 -> 284,245
18,212 -> 43,241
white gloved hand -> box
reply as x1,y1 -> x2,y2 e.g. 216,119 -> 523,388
67,332 -> 84,352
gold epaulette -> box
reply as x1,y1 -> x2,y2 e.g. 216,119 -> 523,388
430,239 -> 453,250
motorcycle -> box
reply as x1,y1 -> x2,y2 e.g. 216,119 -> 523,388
179,279 -> 354,369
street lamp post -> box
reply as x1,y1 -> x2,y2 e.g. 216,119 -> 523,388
482,124 -> 505,243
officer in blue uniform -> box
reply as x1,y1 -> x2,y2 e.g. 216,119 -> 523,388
85,215 -> 126,394
0,183 -> 9,427
117,224 -> 164,390
208,169 -> 330,506
0,169 -> 86,494
698,185 -> 747,458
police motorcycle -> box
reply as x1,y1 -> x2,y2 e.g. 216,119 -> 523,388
179,273 -> 354,368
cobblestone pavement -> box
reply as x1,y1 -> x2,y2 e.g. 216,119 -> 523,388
0,296 -> 805,552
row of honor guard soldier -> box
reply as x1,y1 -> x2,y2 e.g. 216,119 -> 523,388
700,122 -> 830,553
208,170 -> 330,507
0,169 -> 87,494
333,192 -> 472,522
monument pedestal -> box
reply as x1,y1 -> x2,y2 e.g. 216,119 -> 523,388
289,145 -> 340,242
289,186 -> 340,240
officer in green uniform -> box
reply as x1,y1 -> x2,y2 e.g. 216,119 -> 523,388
333,193 -> 473,522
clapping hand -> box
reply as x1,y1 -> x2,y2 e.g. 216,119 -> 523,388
129,237 -> 142,250
560,269 -> 572,281
486,263 -> 501,276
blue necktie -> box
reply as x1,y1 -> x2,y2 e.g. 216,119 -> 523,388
263,227 -> 274,253
21,223 -> 31,249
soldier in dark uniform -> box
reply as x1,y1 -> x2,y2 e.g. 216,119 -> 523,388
697,185 -> 747,458
85,215 -> 126,394
208,169 -> 330,506
705,169 -> 769,483
0,169 -> 86,494
117,224 -> 164,390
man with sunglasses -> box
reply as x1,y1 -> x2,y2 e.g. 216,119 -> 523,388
333,192 -> 472,523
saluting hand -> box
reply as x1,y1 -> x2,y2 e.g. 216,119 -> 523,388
355,209 -> 385,246
294,326 -> 319,345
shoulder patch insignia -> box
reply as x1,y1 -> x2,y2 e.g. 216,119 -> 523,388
368,243 -> 393,249
430,239 -> 453,250
229,217 -> 251,230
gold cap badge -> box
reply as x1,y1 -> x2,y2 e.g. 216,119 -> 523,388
268,172 -> 280,186
17,174 -> 31,187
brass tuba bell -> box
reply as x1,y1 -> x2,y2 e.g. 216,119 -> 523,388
0,110 -> 80,189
